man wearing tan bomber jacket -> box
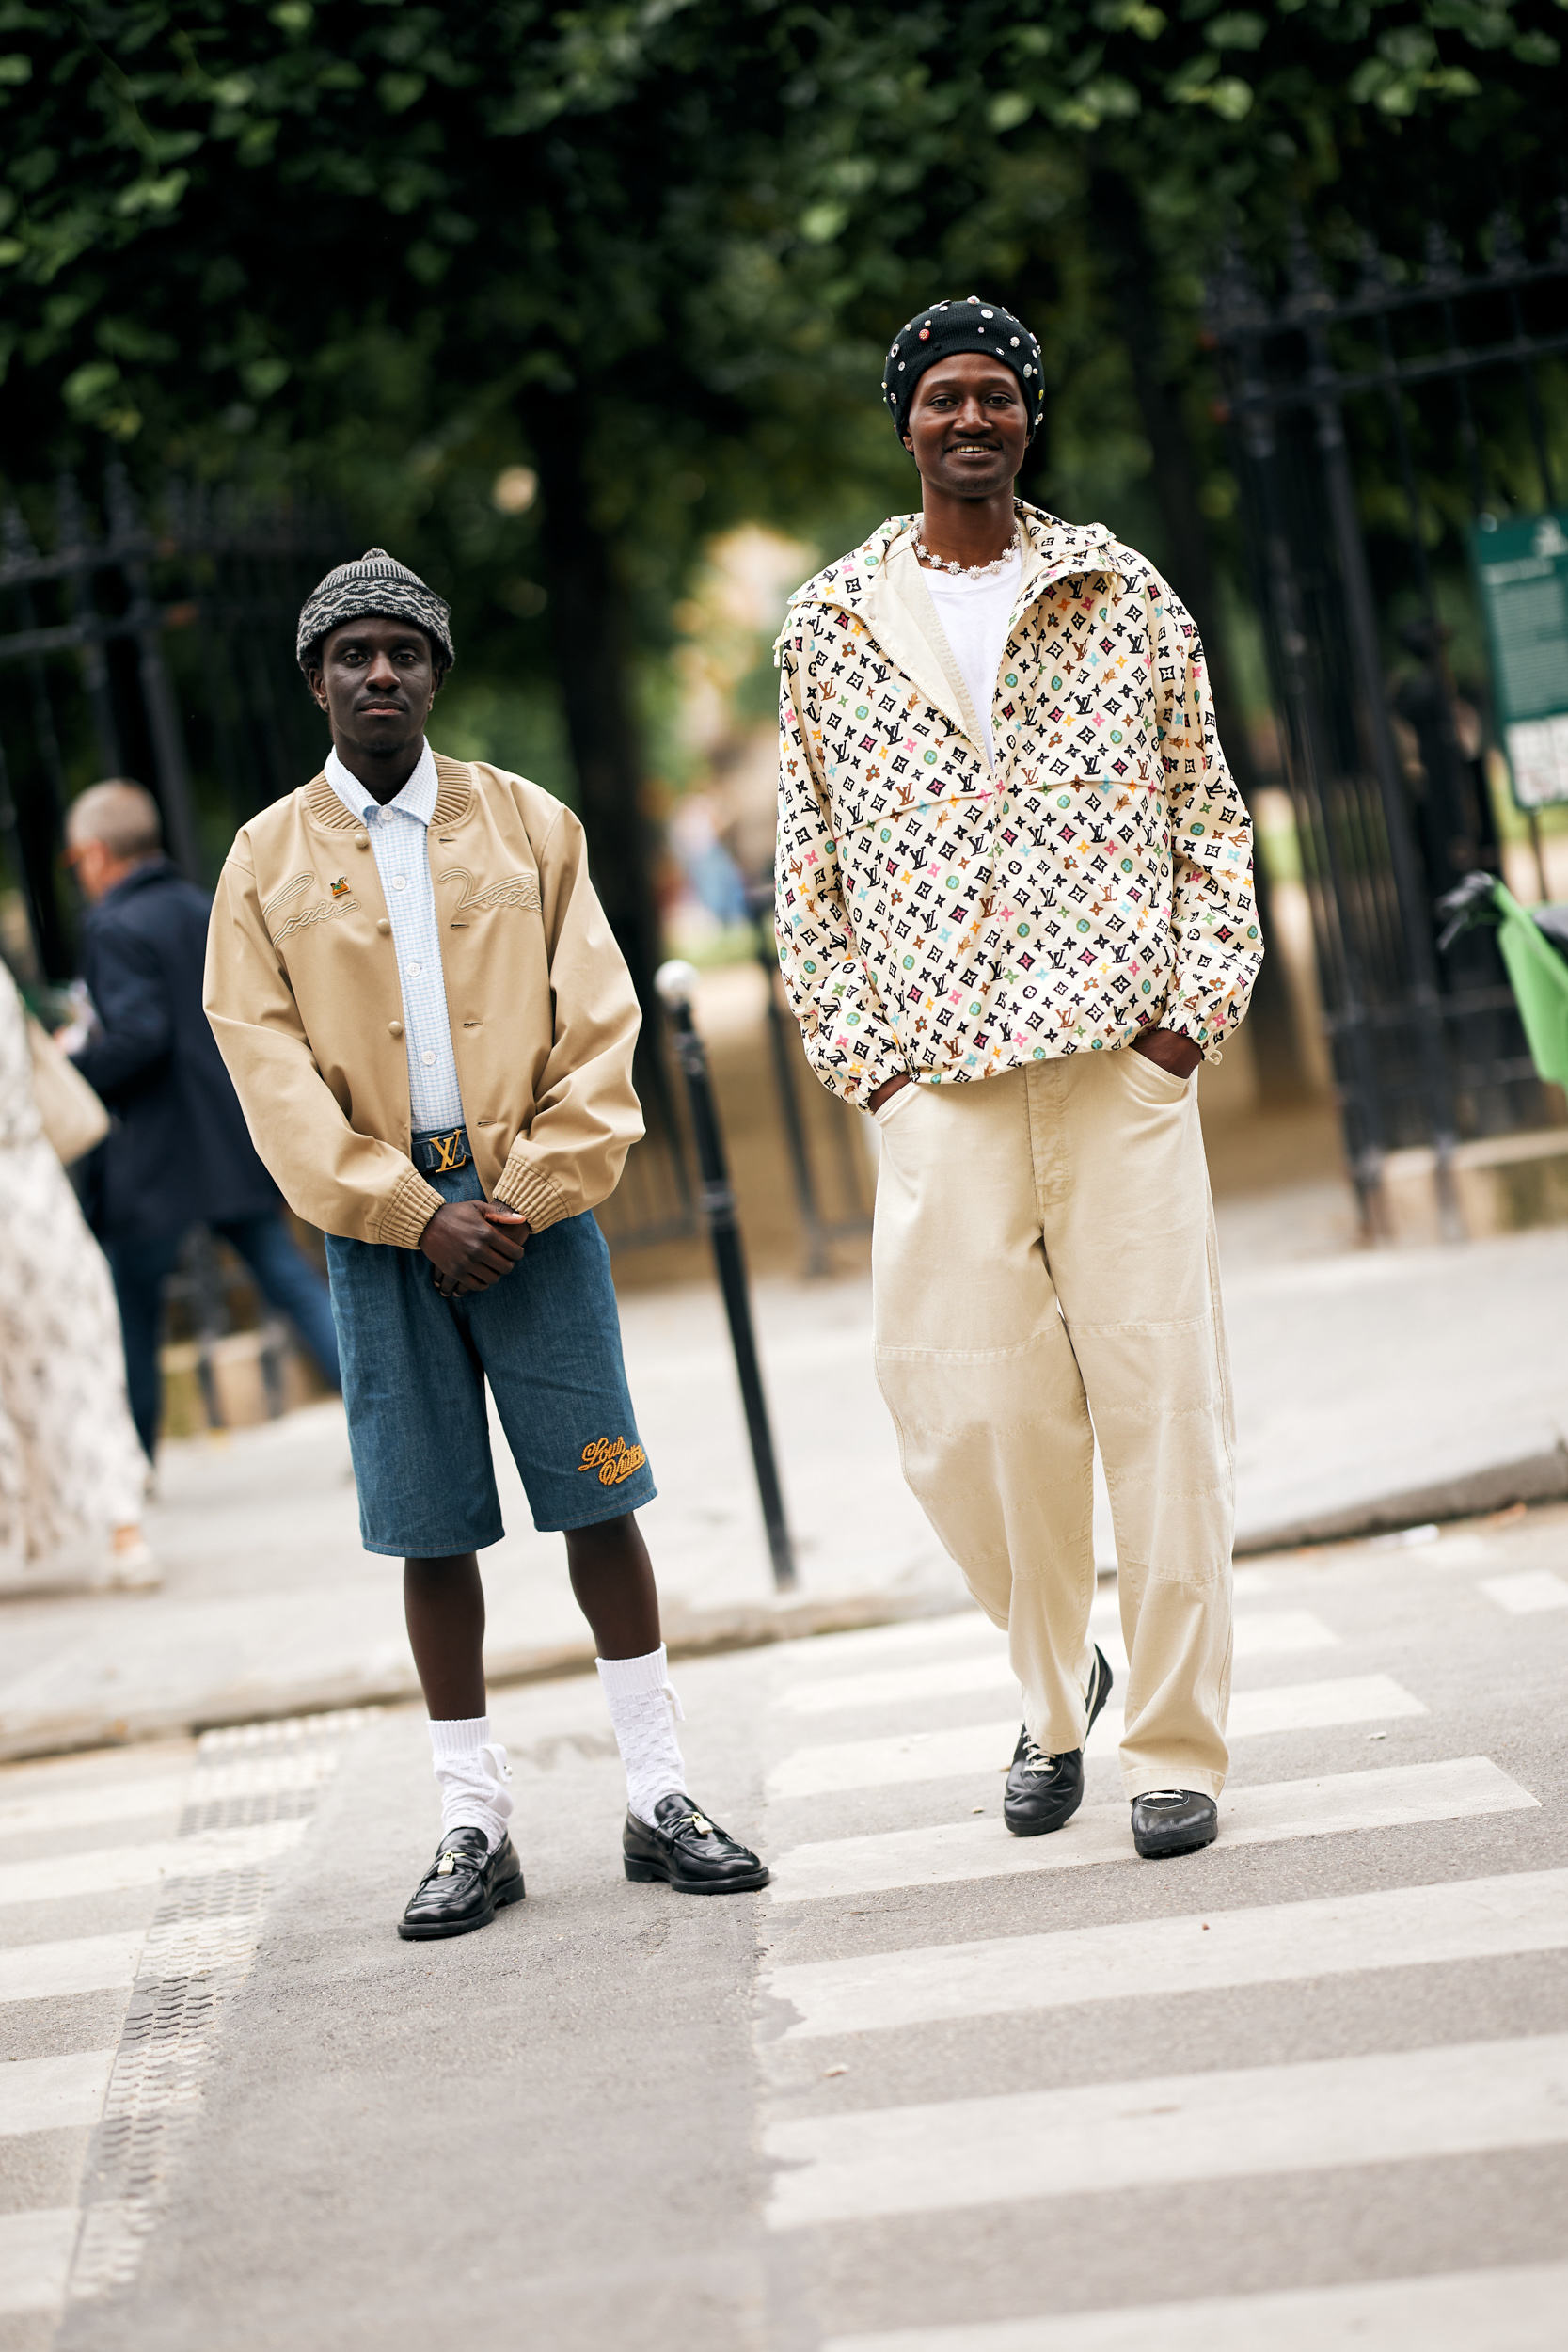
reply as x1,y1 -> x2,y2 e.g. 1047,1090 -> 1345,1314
205,548 -> 766,1937
775,297 -> 1264,1862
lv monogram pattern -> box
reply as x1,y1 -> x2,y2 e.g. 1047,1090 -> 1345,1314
774,504 -> 1261,1105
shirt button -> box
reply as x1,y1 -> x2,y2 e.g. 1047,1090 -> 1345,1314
421,1050 -> 436,1066
392,876 -> 408,891
376,919 -> 390,935
405,961 -> 421,977
379,808 -> 394,825
388,1021 -> 404,1039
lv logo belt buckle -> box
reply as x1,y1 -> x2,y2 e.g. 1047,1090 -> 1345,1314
430,1129 -> 467,1172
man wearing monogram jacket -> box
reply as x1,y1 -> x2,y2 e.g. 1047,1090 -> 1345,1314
775,295 -> 1262,1861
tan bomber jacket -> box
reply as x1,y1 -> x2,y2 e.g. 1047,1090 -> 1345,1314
775,502 -> 1261,1105
203,755 -> 642,1247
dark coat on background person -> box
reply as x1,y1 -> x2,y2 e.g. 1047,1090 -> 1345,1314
72,858 -> 279,1240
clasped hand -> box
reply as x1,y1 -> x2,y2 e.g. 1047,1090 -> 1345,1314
420,1200 -> 531,1299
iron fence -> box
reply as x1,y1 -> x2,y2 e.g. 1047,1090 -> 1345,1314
1207,205 -> 1568,1231
0,466 -> 336,979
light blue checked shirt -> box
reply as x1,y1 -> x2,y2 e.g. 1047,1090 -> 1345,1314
325,741 -> 465,1133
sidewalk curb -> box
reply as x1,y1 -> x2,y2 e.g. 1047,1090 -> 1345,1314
6,1454 -> 1565,1765
1233,1440 -> 1568,1556
0,1588 -> 976,1767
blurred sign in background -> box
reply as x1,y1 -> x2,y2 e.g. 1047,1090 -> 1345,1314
1474,511 -> 1568,810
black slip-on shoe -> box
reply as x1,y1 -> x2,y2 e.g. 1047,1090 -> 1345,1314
397,1826 -> 526,1941
623,1794 -> 769,1893
1003,1644 -> 1114,1838
1131,1789 -> 1218,1860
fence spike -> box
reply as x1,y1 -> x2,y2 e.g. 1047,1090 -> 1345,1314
1486,209 -> 1523,275
1421,221 -> 1463,287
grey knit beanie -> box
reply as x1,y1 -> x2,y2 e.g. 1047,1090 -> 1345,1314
295,548 -> 454,674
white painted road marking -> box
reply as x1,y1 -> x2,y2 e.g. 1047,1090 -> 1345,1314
0,2047 -> 115,2137
0,1816 -> 310,1911
778,1612 -> 1339,1718
0,1746 -> 339,1842
767,1676 -> 1426,1801
0,1931 -> 144,2006
1479,1570 -> 1568,1614
765,2032 -> 1568,2230
817,2259 -> 1568,2351
0,2208 -> 80,2317
767,1756 -> 1535,1903
767,1867 -> 1568,2039
0,1775 -> 189,1839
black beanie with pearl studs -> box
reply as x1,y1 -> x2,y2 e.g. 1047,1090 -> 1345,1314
881,295 -> 1045,443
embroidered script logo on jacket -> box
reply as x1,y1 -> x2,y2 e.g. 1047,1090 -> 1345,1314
438,866 -> 542,922
773,504 -> 1260,1107
579,1436 -> 647,1486
262,872 -> 359,944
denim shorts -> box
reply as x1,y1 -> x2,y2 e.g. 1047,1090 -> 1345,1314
325,1160 -> 657,1556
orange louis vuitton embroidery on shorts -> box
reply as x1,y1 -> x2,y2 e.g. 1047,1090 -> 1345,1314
579,1436 -> 647,1486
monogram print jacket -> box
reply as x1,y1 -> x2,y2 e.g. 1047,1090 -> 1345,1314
205,755 -> 642,1246
774,502 -> 1261,1106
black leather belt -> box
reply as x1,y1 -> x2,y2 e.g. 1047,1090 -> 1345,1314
411,1126 -> 471,1175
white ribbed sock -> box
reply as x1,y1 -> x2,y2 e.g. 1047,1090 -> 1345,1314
427,1716 -> 514,1853
595,1646 -> 688,1826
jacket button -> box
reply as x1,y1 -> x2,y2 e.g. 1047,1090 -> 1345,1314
355,832 -> 370,850
376,918 -> 390,935
388,1021 -> 404,1039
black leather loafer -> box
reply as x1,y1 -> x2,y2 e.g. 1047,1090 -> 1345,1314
397,1826 -> 526,1940
1131,1789 -> 1218,1859
1004,1644 -> 1114,1837
624,1793 -> 768,1893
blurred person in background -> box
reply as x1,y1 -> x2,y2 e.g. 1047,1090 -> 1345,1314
61,780 -> 341,1462
0,968 -> 154,1589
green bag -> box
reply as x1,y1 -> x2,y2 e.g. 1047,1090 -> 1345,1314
1436,873 -> 1568,1089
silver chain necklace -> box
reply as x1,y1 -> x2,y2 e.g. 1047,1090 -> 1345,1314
913,525 -> 1021,580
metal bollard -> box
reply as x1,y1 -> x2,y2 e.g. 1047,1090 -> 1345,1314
656,961 -> 798,1592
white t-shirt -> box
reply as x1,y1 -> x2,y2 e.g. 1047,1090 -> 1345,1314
921,548 -> 1022,772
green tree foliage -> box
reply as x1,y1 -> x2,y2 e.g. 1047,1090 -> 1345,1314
0,0 -> 1561,991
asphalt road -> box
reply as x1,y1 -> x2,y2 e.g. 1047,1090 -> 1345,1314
3,1503 -> 1567,2350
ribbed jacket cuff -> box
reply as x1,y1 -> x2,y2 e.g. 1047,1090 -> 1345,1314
372,1165 -> 447,1248
492,1152 -> 571,1232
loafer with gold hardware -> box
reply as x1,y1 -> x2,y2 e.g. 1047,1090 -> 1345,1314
397,1826 -> 526,1941
623,1793 -> 768,1893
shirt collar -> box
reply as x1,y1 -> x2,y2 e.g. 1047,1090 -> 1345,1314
325,740 -> 438,829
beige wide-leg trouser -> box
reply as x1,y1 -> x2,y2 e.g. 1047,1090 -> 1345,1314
872,1049 -> 1235,1801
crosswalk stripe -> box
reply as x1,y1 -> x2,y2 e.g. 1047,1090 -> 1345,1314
767,1676 -> 1426,1801
0,1816 -> 309,1911
0,2047 -> 115,2137
764,2030 -> 1568,2230
0,1931 -> 144,2006
816,2259 -> 1568,2351
767,1867 -> 1568,2040
777,1612 -> 1338,1719
0,2208 -> 80,2318
766,1755 -> 1535,1904
0,1746 -> 341,1842
0,1775 -> 190,1840
1479,1570 -> 1568,1615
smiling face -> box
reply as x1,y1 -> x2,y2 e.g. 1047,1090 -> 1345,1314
902,353 -> 1030,500
308,615 -> 441,761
